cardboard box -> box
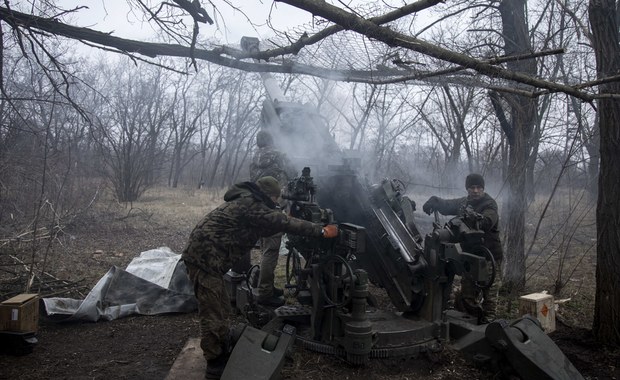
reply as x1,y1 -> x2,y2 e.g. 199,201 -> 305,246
518,292 -> 556,333
0,294 -> 39,333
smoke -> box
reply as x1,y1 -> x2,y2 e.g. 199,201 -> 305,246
261,100 -> 349,179
257,90 -> 510,239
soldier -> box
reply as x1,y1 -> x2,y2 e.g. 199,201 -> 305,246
249,130 -> 295,307
182,176 -> 338,379
422,173 -> 503,322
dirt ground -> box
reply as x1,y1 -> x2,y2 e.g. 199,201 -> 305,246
0,187 -> 618,380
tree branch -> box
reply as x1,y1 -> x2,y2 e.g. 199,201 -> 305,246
276,0 -> 596,101
172,0 -> 213,24
238,0 -> 444,61
0,6 -> 408,81
0,3 -> 607,101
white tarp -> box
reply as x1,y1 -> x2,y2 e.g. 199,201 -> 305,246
42,247 -> 197,322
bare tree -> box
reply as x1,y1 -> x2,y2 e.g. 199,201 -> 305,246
199,67 -> 262,187
167,72 -> 209,188
350,84 -> 379,151
217,73 -> 262,186
485,0 -> 540,293
90,61 -> 172,202
588,0 -> 620,346
0,49 -> 103,292
416,86 -> 474,187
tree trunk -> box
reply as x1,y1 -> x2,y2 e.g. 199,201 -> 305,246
586,113 -> 600,197
589,0 -> 620,346
172,146 -> 182,188
498,0 -> 539,291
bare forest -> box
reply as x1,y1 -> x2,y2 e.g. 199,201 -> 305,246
0,1 -> 619,379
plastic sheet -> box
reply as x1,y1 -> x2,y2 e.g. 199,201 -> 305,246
42,247 -> 196,322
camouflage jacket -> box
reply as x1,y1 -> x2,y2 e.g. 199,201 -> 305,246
434,193 -> 503,261
182,182 -> 323,274
249,146 -> 294,185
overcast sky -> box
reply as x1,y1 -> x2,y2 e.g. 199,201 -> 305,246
58,1 -> 315,45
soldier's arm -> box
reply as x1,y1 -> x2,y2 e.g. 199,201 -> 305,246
247,204 -> 323,237
436,197 -> 465,216
478,202 -> 499,232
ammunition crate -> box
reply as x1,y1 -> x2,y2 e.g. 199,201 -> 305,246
518,292 -> 556,333
0,294 -> 39,333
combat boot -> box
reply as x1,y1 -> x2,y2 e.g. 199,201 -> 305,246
205,353 -> 229,379
272,287 -> 284,297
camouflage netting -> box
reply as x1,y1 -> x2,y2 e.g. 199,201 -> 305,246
214,3 -> 449,79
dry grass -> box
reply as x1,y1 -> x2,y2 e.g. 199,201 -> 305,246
0,186 -> 227,296
120,186 -> 225,226
1,184 -> 598,326
522,189 -> 597,328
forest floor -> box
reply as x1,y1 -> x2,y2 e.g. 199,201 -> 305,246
0,187 -> 618,380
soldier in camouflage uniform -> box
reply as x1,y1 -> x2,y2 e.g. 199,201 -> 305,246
182,176 -> 338,379
422,173 -> 503,322
249,130 -> 296,306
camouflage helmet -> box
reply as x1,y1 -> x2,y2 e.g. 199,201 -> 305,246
256,176 -> 281,197
256,130 -> 274,148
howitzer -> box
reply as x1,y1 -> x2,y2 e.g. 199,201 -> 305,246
226,170 -> 582,379
223,36 -> 585,380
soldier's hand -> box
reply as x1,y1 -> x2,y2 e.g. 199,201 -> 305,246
422,196 -> 439,215
322,224 -> 339,238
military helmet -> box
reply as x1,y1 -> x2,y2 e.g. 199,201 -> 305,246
256,130 -> 273,148
256,176 -> 281,197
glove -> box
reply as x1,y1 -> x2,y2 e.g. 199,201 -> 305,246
322,224 -> 339,238
422,196 -> 440,215
462,205 -> 482,221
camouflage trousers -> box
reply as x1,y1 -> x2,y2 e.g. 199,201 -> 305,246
456,260 -> 503,322
185,264 -> 231,360
257,233 -> 283,300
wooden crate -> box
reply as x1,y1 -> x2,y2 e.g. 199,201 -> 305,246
0,294 -> 39,333
518,293 -> 555,333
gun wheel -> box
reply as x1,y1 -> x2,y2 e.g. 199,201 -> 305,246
470,245 -> 496,290
285,248 -> 303,296
320,254 -> 354,308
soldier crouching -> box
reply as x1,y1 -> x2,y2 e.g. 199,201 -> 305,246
182,176 -> 338,379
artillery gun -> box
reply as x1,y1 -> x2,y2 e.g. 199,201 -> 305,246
220,37 -> 584,380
